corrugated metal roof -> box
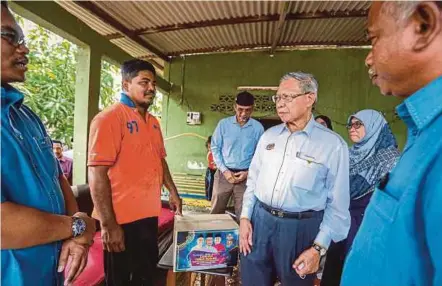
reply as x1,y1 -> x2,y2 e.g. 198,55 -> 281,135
56,1 -> 118,36
282,17 -> 366,44
110,37 -> 153,58
92,1 -> 282,30
57,1 -> 371,67
142,21 -> 277,55
291,1 -> 370,13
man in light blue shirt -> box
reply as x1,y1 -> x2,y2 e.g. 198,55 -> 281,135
210,91 -> 264,220
239,72 -> 350,286
341,2 -> 442,286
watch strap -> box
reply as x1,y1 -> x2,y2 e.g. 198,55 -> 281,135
313,243 -> 327,256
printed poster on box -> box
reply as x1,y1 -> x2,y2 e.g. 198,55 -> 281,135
175,229 -> 239,272
172,214 -> 239,272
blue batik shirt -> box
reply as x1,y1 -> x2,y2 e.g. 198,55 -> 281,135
1,85 -> 66,286
342,76 -> 442,286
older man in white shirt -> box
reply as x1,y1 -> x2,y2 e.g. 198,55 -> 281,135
239,72 -> 350,286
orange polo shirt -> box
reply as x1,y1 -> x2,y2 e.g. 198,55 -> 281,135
87,94 -> 166,224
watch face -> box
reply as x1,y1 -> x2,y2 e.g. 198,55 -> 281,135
314,244 -> 326,256
73,218 -> 86,237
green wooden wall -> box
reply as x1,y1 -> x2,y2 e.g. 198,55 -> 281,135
162,49 -> 407,175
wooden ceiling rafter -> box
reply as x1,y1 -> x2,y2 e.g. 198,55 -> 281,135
74,1 -> 169,62
270,1 -> 294,55
105,10 -> 369,40
166,40 -> 370,57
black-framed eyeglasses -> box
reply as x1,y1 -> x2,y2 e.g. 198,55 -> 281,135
272,92 -> 309,103
346,121 -> 364,130
1,30 -> 26,47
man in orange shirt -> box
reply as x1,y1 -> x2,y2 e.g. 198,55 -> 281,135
88,59 -> 182,286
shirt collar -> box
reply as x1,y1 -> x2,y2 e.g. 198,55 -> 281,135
278,115 -> 315,137
120,92 -> 136,108
396,75 -> 442,131
231,115 -> 253,128
1,84 -> 24,109
58,156 -> 66,162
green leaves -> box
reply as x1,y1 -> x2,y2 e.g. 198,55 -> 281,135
12,14 -> 162,148
13,15 -> 120,148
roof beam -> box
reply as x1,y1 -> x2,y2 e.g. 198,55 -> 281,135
167,41 -> 370,57
73,1 -> 169,62
270,1 -> 293,55
106,10 -> 368,40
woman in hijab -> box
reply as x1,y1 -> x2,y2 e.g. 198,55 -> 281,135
321,109 -> 400,286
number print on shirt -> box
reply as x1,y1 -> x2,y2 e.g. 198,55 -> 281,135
127,120 -> 139,133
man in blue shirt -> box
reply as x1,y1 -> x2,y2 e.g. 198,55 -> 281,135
239,72 -> 350,286
1,2 -> 95,285
210,91 -> 264,221
342,2 -> 442,286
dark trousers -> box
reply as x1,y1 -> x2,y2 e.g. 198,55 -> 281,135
104,217 -> 159,286
240,203 -> 323,286
321,192 -> 373,286
205,168 -> 216,201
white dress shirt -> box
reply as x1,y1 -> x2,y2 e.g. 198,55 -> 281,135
241,117 -> 350,248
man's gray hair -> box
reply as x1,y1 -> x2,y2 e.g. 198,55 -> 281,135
381,2 -> 420,24
280,72 -> 319,95
382,1 -> 442,24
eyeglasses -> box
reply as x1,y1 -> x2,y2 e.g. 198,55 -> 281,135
346,121 -> 364,130
272,92 -> 309,103
1,30 -> 26,47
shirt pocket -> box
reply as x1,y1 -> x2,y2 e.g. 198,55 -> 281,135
32,135 -> 58,178
370,188 -> 400,223
291,157 -> 323,191
346,188 -> 399,268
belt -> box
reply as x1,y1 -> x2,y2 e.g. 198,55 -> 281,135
259,201 -> 322,219
228,168 -> 248,172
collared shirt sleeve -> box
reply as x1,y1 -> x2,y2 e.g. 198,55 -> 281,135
240,134 -> 265,220
211,120 -> 227,172
153,117 -> 167,158
87,113 -> 122,166
257,124 -> 265,139
159,129 -> 167,159
315,141 -> 350,249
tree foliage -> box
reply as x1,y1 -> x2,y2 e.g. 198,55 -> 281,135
14,18 -> 77,147
13,15 -> 162,148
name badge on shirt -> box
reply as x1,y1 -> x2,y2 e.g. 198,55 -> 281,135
296,152 -> 318,165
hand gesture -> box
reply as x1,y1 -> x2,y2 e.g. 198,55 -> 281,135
292,247 -> 320,276
58,239 -> 89,286
233,171 -> 248,183
101,223 -> 125,253
223,170 -> 237,184
239,218 -> 253,255
169,193 -> 183,215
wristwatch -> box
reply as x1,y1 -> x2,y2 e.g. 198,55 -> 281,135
313,243 -> 327,256
71,216 -> 87,237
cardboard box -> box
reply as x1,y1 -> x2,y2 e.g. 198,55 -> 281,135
173,214 -> 239,272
